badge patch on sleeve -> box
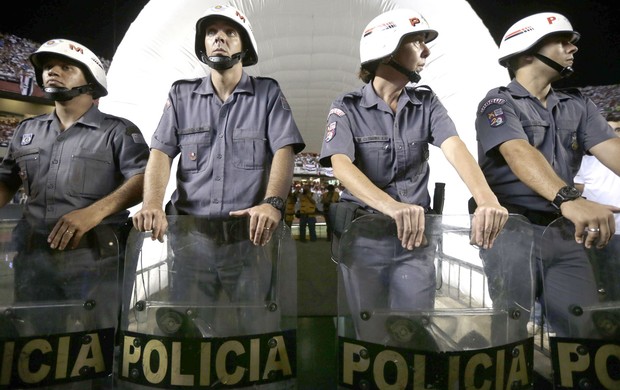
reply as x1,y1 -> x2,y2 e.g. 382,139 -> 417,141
327,108 -> 346,119
479,98 -> 506,114
21,133 -> 34,145
487,108 -> 505,127
325,122 -> 336,142
280,95 -> 291,110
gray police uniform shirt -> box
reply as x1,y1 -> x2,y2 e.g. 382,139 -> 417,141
475,80 -> 615,213
151,72 -> 305,217
319,83 -> 458,210
0,105 -> 149,223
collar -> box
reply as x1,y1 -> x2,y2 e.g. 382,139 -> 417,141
360,82 -> 421,112
196,71 -> 254,97
35,105 -> 102,129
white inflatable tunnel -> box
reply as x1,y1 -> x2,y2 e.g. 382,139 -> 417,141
100,0 -> 510,215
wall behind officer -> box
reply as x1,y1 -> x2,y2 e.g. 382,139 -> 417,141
131,5 -> 304,333
475,13 -> 620,337
0,39 -> 149,327
319,9 -> 508,341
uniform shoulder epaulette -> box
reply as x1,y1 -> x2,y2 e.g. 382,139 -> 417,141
555,87 -> 582,97
253,76 -> 280,86
171,78 -> 202,88
413,84 -> 433,93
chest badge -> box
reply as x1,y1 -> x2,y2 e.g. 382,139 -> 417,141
21,133 -> 34,146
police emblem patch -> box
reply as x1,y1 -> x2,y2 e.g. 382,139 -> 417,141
487,108 -> 505,127
327,108 -> 346,118
21,133 -> 34,145
325,122 -> 336,142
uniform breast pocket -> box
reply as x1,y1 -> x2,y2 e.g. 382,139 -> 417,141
69,150 -> 115,198
557,120 -> 582,170
406,139 -> 429,178
14,148 -> 40,197
179,127 -> 212,173
522,120 -> 549,148
355,136 -> 392,187
232,130 -> 268,170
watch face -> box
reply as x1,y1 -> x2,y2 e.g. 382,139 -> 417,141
560,186 -> 580,199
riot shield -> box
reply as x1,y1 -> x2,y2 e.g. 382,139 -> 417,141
118,216 -> 297,389
337,213 -> 535,389
0,218 -> 120,389
540,217 -> 620,389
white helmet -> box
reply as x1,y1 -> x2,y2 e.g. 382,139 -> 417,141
30,38 -> 107,99
360,9 -> 438,67
194,4 -> 258,68
498,12 -> 579,67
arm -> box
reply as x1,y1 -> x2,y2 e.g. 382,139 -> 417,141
132,149 -> 172,242
589,137 -> 620,176
230,145 -> 295,246
49,173 -> 145,250
330,153 -> 425,250
440,136 -> 508,249
499,138 -> 615,247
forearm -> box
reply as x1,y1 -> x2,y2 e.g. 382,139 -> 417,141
331,153 -> 396,212
442,137 -> 499,205
83,174 -> 144,222
142,149 -> 172,209
499,139 -> 568,201
265,146 -> 294,200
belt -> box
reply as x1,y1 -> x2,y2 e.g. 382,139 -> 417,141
176,217 -> 250,245
503,203 -> 560,226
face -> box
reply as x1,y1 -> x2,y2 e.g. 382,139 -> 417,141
41,58 -> 88,90
537,33 -> 578,69
204,20 -> 243,57
392,33 -> 430,72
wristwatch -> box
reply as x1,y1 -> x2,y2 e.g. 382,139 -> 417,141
261,196 -> 285,216
551,185 -> 581,209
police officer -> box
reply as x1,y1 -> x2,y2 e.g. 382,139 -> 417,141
132,5 -> 304,335
475,12 -> 620,337
0,38 -> 149,384
319,9 -> 507,344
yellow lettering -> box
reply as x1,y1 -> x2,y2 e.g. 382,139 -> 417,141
199,342 -> 211,386
250,338 -> 260,381
342,342 -> 370,384
595,344 -> 620,389
263,335 -> 292,379
412,354 -> 426,388
55,336 -> 70,379
122,336 -> 141,378
374,350 -> 408,388
70,333 -> 105,377
447,355 -> 460,389
1,342 -> 14,385
495,349 -> 505,390
216,340 -> 244,385
506,345 -> 529,387
143,339 -> 168,384
19,339 -> 51,384
171,341 -> 193,386
557,342 -> 590,388
464,352 -> 492,389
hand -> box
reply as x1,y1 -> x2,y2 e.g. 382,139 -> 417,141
560,198 -> 616,248
383,202 -> 426,250
230,203 -> 280,246
470,203 -> 509,249
132,206 -> 168,242
48,208 -> 102,250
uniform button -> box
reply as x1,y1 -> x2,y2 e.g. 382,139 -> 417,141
215,176 -> 221,181
52,160 -> 58,164
47,184 -> 54,189
383,145 -> 389,150
218,134 -> 224,138
217,154 -> 222,159
398,145 -> 402,150
189,152 -> 197,161
213,199 -> 219,204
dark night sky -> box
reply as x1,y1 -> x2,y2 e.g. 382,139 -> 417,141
2,0 -> 619,87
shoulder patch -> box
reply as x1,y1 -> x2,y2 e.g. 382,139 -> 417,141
486,107 -> 506,127
327,108 -> 346,119
325,122 -> 336,143
280,94 -> 291,110
479,98 -> 506,114
125,126 -> 146,144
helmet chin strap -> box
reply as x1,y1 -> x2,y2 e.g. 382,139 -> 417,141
200,51 -> 245,70
534,53 -> 574,78
387,58 -> 421,83
43,85 -> 95,101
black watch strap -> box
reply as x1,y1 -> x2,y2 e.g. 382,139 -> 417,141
551,185 -> 581,209
261,196 -> 285,216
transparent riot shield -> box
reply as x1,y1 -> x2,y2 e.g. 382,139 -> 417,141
540,217 -> 620,389
337,213 -> 535,389
0,218 -> 120,389
118,216 -> 297,389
